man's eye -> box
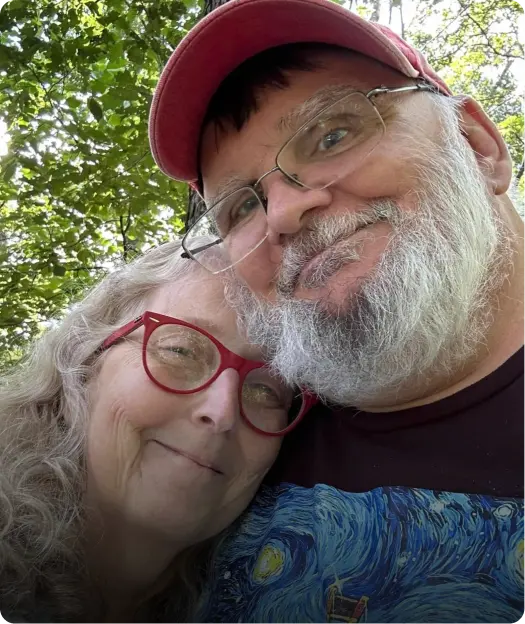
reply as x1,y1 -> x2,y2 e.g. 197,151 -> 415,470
214,192 -> 261,236
318,128 -> 349,152
230,196 -> 260,226
292,116 -> 362,164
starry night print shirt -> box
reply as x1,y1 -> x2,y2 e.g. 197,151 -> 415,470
198,348 -> 524,623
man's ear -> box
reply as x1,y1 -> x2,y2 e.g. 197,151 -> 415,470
455,95 -> 512,195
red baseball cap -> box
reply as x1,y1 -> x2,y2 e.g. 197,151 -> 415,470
149,0 -> 451,185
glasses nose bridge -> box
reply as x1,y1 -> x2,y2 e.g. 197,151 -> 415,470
256,165 -> 281,189
218,347 -> 253,380
254,165 -> 286,210
255,165 -> 306,214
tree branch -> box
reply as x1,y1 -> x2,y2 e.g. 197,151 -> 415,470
25,63 -> 84,151
462,8 -> 523,60
399,0 -> 405,40
119,206 -> 133,262
516,161 -> 524,183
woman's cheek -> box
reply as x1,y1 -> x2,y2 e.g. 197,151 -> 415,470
86,399 -> 145,508
243,431 -> 282,479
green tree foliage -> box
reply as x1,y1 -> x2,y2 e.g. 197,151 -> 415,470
0,0 -> 202,366
406,0 -> 523,182
0,0 -> 523,367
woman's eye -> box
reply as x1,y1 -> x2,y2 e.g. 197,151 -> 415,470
242,383 -> 284,406
153,344 -> 199,363
164,346 -> 193,357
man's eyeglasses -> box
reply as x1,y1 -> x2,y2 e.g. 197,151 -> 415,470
182,82 -> 434,273
101,311 -> 317,436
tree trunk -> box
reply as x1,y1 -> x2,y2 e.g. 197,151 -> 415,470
186,0 -> 234,229
517,161 -> 524,183
370,0 -> 381,23
204,0 -> 231,11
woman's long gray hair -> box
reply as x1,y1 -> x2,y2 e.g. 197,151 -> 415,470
0,238 -> 218,622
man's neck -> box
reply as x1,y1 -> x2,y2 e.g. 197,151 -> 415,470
365,200 -> 524,414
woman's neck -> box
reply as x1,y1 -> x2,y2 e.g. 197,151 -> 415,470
85,508 -> 183,621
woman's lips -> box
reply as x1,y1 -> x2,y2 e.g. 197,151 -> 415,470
153,440 -> 223,475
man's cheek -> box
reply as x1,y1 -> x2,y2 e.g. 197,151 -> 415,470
235,243 -> 281,299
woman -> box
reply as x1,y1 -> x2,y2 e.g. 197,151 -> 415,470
0,239 -> 315,622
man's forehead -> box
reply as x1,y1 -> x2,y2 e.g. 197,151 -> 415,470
201,55 -> 407,200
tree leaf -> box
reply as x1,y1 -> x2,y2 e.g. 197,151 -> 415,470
88,97 -> 104,121
2,161 -> 16,182
52,264 -> 66,277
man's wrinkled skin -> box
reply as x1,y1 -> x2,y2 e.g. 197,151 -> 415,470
201,50 -> 524,411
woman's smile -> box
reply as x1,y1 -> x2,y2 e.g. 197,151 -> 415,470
151,439 -> 223,475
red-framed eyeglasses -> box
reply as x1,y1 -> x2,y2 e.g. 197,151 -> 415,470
101,311 -> 317,436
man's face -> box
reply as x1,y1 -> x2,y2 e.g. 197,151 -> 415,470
200,50 -> 510,408
201,51 -> 437,310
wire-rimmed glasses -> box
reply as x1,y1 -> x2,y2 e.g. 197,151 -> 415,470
101,311 -> 317,436
182,82 -> 434,273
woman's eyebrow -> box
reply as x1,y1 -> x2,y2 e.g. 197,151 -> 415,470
183,316 -> 223,336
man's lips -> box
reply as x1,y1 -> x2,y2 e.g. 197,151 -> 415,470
153,440 -> 223,475
298,222 -> 374,288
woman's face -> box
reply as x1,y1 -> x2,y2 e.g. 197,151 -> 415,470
86,273 -> 281,547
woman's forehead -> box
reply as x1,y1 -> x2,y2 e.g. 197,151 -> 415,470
147,276 -> 263,360
149,274 -> 227,317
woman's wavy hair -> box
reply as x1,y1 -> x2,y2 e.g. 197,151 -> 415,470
0,238 -> 222,622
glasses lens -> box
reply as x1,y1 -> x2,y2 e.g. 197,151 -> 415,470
183,187 -> 268,274
145,323 -> 220,391
241,368 -> 305,434
277,92 -> 385,190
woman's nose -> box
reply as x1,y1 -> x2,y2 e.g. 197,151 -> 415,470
264,177 -> 332,245
190,369 -> 240,433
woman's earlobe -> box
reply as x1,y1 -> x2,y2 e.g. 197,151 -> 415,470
455,95 -> 513,195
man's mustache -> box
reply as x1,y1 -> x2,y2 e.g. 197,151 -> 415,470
275,201 -> 396,296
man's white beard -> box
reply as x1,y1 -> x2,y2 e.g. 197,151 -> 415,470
226,103 -> 514,408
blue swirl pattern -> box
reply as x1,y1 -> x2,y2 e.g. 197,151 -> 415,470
198,485 -> 523,623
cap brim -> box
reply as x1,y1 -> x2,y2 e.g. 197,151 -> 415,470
149,0 -> 421,183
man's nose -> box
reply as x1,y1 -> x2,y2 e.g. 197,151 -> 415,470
190,369 -> 240,433
264,177 -> 332,245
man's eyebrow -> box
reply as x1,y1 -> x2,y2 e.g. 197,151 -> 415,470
276,84 -> 362,134
206,85 -> 363,206
206,173 -> 252,207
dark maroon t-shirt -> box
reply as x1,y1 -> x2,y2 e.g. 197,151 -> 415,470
198,349 -> 523,623
267,347 -> 524,498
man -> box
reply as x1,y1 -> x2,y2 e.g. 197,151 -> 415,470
149,0 -> 524,621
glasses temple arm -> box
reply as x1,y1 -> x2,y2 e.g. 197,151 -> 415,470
366,82 -> 435,99
100,315 -> 144,351
181,238 -> 223,259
